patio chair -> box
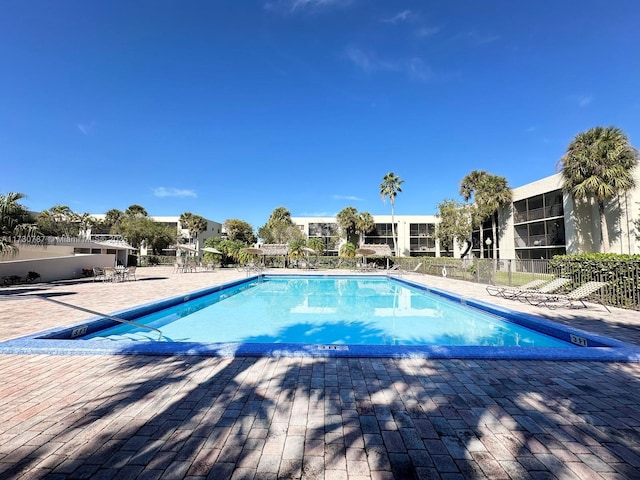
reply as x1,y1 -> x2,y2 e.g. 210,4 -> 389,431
92,267 -> 105,282
486,279 -> 548,298
103,267 -> 117,282
123,266 -> 137,281
528,281 -> 610,312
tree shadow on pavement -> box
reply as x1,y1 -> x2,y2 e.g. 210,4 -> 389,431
2,330 -> 640,478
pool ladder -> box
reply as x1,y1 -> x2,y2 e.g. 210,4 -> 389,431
0,294 -> 163,341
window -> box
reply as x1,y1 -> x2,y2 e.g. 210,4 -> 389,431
410,223 -> 435,237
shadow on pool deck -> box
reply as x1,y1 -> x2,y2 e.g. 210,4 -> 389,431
1,267 -> 640,478
2,349 -> 640,478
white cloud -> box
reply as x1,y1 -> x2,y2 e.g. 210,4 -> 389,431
153,187 -> 197,198
332,194 -> 363,201
264,0 -> 352,14
345,46 -> 392,73
452,31 -> 500,46
345,46 -> 432,81
406,57 -> 432,81
77,122 -> 95,135
415,26 -> 441,38
567,94 -> 593,107
382,10 -> 414,24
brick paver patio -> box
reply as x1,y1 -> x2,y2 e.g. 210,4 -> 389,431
1,266 -> 639,479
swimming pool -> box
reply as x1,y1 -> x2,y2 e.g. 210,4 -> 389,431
2,274 -> 640,360
84,276 -> 571,347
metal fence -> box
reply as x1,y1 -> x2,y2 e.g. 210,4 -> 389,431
396,257 -> 640,311
137,254 -> 640,310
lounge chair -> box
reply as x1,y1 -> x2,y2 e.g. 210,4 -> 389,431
389,262 -> 423,275
515,277 -> 572,302
486,279 -> 548,298
528,281 -> 610,312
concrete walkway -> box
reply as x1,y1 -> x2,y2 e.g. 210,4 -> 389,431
0,266 -> 639,479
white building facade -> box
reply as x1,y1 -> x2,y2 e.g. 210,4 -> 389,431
293,170 -> 640,260
496,172 -> 639,259
291,215 -> 460,258
88,214 -> 223,258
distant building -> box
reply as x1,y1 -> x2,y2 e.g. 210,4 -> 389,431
291,215 -> 455,257
294,170 -> 640,259
88,214 -> 223,257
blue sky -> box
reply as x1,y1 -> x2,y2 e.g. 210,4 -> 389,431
2,1 -> 639,230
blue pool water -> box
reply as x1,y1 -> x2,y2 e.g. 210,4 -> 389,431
84,276 -> 572,347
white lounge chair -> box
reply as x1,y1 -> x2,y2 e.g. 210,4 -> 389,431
486,279 -> 548,298
529,281 -> 610,312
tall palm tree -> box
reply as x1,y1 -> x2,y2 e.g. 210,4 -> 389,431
179,212 -> 207,246
478,174 -> 512,260
460,171 -> 512,259
0,192 -> 37,256
125,204 -> 148,217
336,206 -> 358,246
104,209 -> 124,229
459,170 -> 489,258
560,126 -> 639,253
380,172 -> 403,255
355,211 -> 375,247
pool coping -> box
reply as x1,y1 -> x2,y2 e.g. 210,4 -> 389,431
1,273 -> 639,361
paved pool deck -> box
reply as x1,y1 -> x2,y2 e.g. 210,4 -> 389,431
1,266 -> 639,479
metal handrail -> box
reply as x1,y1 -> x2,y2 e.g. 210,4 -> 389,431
0,294 -> 163,341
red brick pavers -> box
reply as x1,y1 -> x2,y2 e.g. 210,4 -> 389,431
0,267 -> 639,479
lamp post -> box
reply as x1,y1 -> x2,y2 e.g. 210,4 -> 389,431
485,237 -> 497,276
485,237 -> 492,258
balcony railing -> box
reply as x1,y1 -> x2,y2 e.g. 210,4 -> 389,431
514,234 -> 565,248
513,204 -> 564,224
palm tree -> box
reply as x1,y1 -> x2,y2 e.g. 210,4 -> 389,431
460,170 -> 489,258
460,171 -> 512,259
355,212 -> 375,247
307,237 -> 325,256
379,172 -> 403,255
0,192 -> 36,256
258,207 -> 300,244
39,204 -> 78,237
76,213 -> 99,239
288,238 -> 306,260
560,126 -> 639,253
336,207 -> 358,245
339,241 -> 356,259
478,174 -> 512,260
125,205 -> 148,217
179,212 -> 207,246
104,209 -> 124,229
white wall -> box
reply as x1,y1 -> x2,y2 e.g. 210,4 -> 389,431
0,254 -> 115,283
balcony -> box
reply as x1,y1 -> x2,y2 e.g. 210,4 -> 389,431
514,234 -> 566,248
513,204 -> 564,224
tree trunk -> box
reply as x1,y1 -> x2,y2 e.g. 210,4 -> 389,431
460,239 -> 472,258
479,225 -> 484,259
599,201 -> 610,253
391,203 -> 398,256
492,216 -> 498,259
